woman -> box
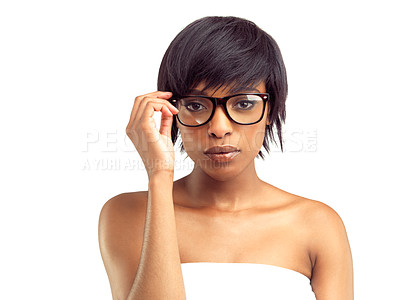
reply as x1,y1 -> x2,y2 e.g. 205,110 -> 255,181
98,16 -> 353,300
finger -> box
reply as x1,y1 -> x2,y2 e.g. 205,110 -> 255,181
159,105 -> 174,139
134,97 -> 178,128
127,91 -> 172,129
144,91 -> 173,99
154,91 -> 173,99
140,101 -> 177,121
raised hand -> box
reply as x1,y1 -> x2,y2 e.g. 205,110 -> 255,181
126,91 -> 179,179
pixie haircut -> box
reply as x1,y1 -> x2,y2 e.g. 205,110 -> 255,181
157,16 -> 288,159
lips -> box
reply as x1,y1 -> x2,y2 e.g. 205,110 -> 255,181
204,145 -> 239,154
205,151 -> 240,162
204,145 -> 240,162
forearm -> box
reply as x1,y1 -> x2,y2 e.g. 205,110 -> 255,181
127,172 -> 186,300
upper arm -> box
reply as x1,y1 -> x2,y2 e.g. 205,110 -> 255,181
98,192 -> 147,300
308,201 -> 354,300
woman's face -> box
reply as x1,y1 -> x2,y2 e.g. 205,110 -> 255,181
177,81 -> 270,181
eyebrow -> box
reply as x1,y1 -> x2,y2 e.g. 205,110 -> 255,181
189,87 -> 261,95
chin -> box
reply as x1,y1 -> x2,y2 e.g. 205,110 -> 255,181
205,171 -> 241,182
197,158 -> 245,181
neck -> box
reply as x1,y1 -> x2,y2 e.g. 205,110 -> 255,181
181,159 -> 266,212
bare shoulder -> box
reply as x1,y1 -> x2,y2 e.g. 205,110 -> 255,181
100,191 -> 148,215
293,196 -> 353,298
298,197 -> 346,227
293,196 -> 349,244
98,191 -> 148,249
275,189 -> 346,227
98,192 -> 148,246
98,192 -> 148,300
98,191 -> 148,255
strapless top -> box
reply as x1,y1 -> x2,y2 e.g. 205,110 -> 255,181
181,262 -> 316,300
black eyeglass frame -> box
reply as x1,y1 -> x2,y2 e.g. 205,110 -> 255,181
170,93 -> 270,127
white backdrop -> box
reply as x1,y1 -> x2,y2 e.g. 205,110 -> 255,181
1,0 -> 399,299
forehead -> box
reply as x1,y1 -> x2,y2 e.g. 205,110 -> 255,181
190,81 -> 266,97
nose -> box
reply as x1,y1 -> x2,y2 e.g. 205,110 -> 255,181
207,105 -> 233,138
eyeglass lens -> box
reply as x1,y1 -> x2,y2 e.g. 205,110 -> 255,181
175,94 -> 264,126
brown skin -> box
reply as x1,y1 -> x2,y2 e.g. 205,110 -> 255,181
99,83 -> 354,299
175,82 -> 272,210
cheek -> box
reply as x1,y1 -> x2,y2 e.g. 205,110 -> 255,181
251,104 -> 269,149
255,126 -> 266,150
178,126 -> 204,155
177,122 -> 266,159
238,126 -> 265,153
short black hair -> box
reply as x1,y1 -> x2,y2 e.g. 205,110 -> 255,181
157,16 -> 288,159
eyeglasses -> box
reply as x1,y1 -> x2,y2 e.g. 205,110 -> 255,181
170,93 -> 269,127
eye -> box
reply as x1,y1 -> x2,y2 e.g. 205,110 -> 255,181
185,102 -> 207,112
180,96 -> 211,112
233,100 -> 255,110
